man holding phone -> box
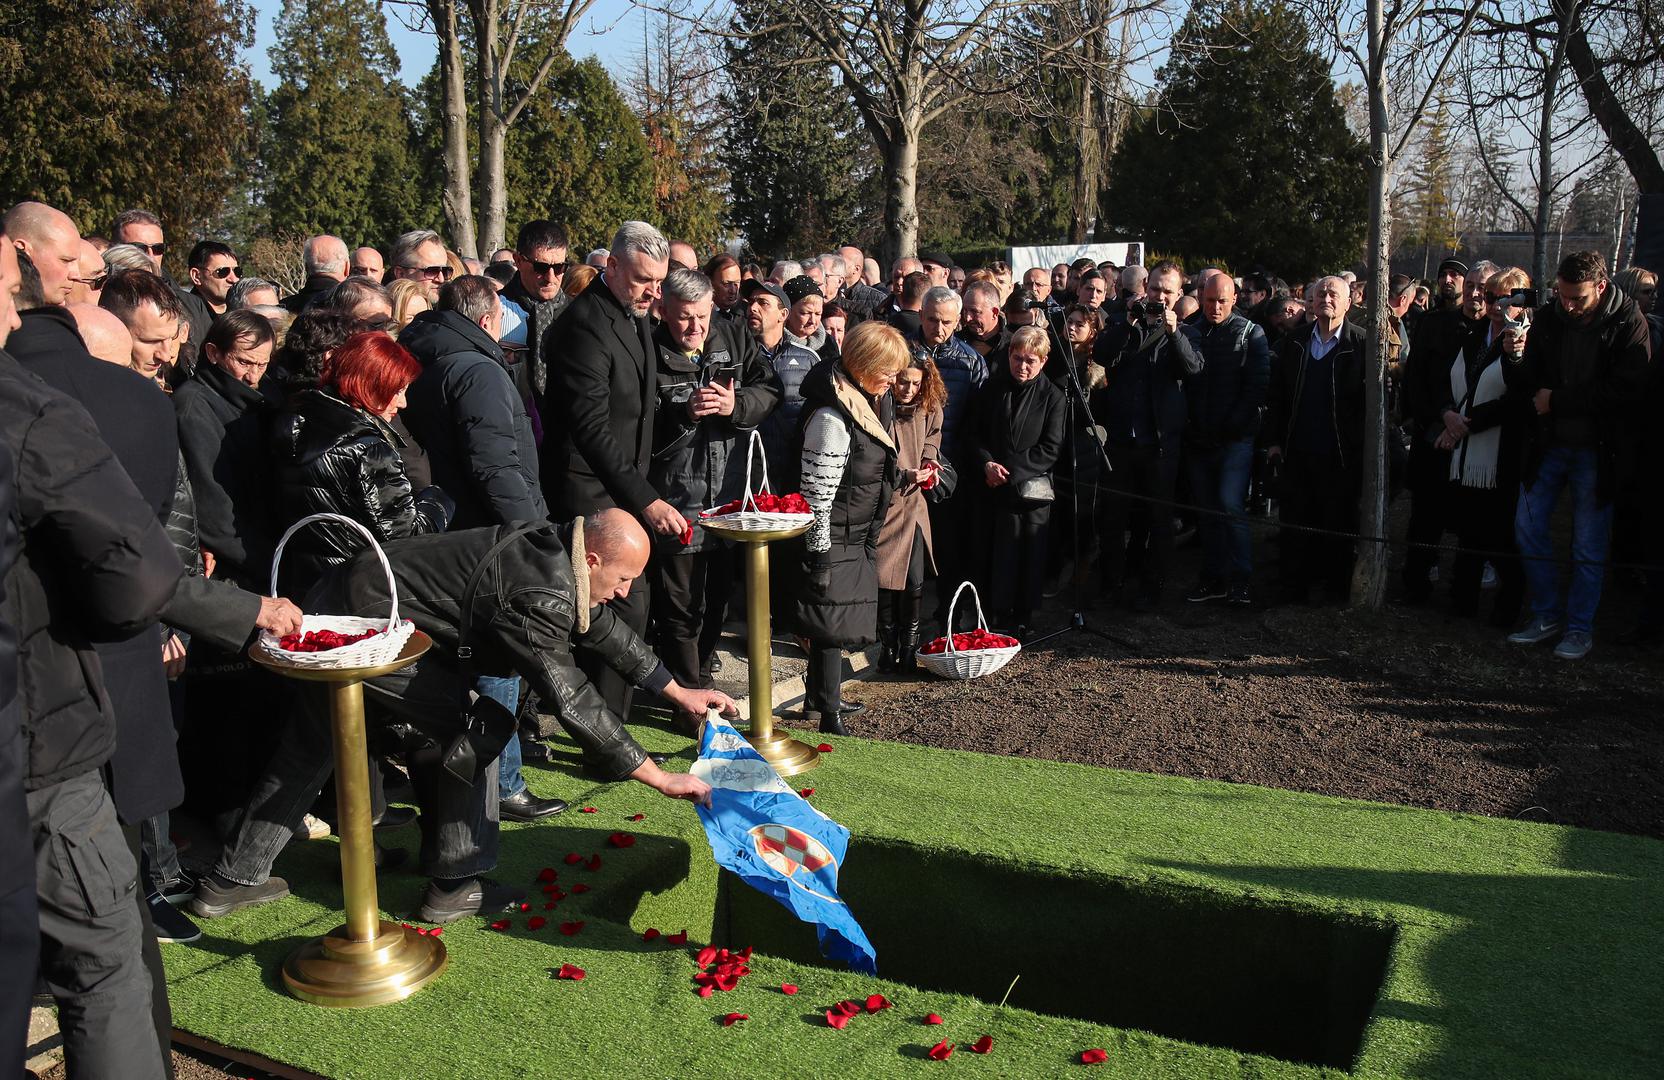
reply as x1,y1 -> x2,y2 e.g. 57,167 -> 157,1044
648,269 -> 783,719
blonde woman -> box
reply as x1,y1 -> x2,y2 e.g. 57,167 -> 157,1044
388,277 -> 430,330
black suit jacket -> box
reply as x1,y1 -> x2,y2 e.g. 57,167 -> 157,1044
539,275 -> 658,519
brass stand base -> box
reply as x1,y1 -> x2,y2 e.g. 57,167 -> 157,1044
282,920 -> 448,1008
750,729 -> 820,776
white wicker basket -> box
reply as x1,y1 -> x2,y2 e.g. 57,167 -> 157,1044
700,429 -> 815,533
917,581 -> 1022,680
251,513 -> 416,670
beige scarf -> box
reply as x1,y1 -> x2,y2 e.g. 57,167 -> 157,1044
570,516 -> 591,634
831,365 -> 895,450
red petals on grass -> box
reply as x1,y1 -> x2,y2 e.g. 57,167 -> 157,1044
555,964 -> 585,981
559,920 -> 585,936
924,1012 -> 944,1025
970,1035 -> 993,1054
572,883 -> 590,894
720,1013 -> 748,1026
628,813 -> 645,821
780,983 -> 799,996
816,743 -> 834,753
692,945 -> 753,995
927,1039 -> 954,1061
835,1000 -> 862,1017
563,852 -> 583,865
608,832 -> 636,848
489,919 -> 510,931
518,902 -> 531,912
642,927 -> 661,941
536,867 -> 557,883
579,806 -> 598,814
586,853 -> 603,871
825,1009 -> 851,1030
865,993 -> 892,1013
1080,1048 -> 1108,1065
665,929 -> 687,944
798,787 -> 815,797
526,916 -> 546,930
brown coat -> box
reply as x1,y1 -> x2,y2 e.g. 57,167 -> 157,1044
875,404 -> 941,589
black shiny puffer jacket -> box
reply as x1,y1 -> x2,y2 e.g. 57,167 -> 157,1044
270,388 -> 454,595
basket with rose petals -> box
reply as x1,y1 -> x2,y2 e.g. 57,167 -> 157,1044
699,429 -> 815,534
917,581 -> 1022,680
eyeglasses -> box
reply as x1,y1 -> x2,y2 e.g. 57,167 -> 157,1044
73,272 -> 110,290
401,264 -> 453,282
520,256 -> 568,277
128,242 -> 166,256
209,265 -> 240,279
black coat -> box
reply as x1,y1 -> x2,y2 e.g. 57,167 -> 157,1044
971,369 -> 1068,501
0,437 -> 28,892
270,389 -> 453,594
399,309 -> 546,530
320,522 -> 667,781
175,359 -> 278,588
280,273 -> 341,314
1403,308 -> 1483,443
647,319 -> 782,553
502,275 -> 571,399
793,361 -> 897,647
0,349 -> 183,794
1090,317 -> 1204,451
1265,321 -> 1371,476
540,275 -> 659,519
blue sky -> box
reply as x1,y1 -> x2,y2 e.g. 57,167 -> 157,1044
244,0 -> 646,87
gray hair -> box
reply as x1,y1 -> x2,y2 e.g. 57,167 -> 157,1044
303,234 -> 348,276
390,229 -> 443,271
962,280 -> 1001,309
227,276 -> 278,310
662,267 -> 713,304
922,285 -> 962,312
1312,275 -> 1348,301
438,274 -> 498,324
818,254 -> 843,277
1469,259 -> 1500,282
586,248 -> 609,268
769,259 -> 803,283
1119,265 -> 1148,290
328,276 -> 390,311
610,220 -> 669,265
102,244 -> 154,274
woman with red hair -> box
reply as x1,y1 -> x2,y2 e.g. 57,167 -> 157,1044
271,331 -> 454,593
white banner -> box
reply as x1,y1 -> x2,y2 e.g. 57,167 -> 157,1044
1007,242 -> 1144,279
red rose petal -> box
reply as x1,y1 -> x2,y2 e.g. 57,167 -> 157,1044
587,854 -> 603,871
715,972 -> 740,992
427,926 -> 442,937
579,806 -> 598,814
489,919 -> 510,931
544,902 -> 557,910
825,1009 -> 850,1030
971,1035 -> 993,1054
518,902 -> 531,912
720,1013 -> 748,1026
563,852 -> 584,865
798,788 -> 815,797
536,867 -> 557,883
642,927 -> 661,941
837,1000 -> 862,1017
698,984 -> 715,998
781,983 -> 799,995
924,1013 -> 944,1025
556,963 -> 585,981
696,945 -> 719,969
666,930 -> 688,945
1081,1048 -> 1108,1065
559,920 -> 585,936
816,743 -> 834,753
572,883 -> 590,894
927,1039 -> 954,1061
628,813 -> 645,821
527,916 -> 546,930
608,832 -> 636,848
865,993 -> 891,1013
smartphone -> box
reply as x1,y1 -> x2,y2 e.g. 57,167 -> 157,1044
706,361 -> 740,389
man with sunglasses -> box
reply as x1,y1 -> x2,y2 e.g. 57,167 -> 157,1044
178,240 -> 240,349
67,240 -> 107,305
110,208 -> 167,275
502,219 -> 572,401
389,229 -> 453,303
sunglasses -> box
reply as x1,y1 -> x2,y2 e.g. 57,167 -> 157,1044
402,264 -> 454,281
521,256 -> 568,277
73,272 -> 110,290
128,242 -> 166,256
208,265 -> 240,279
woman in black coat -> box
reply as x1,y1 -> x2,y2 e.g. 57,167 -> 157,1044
271,331 -> 453,596
973,325 -> 1067,635
795,321 -> 909,734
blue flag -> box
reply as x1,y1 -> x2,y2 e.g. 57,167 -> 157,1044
691,714 -> 877,975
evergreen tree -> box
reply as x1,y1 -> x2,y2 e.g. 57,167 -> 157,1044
1102,0 -> 1368,279
1397,104 -> 1461,267
629,13 -> 728,250
264,0 -> 428,244
717,0 -> 873,260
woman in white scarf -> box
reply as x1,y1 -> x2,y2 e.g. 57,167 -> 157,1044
1436,266 -> 1532,624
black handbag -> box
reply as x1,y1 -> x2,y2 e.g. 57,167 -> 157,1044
437,521 -> 550,785
924,454 -> 958,503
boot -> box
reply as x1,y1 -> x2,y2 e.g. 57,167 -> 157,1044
877,623 -> 899,673
897,619 -> 921,674
816,711 -> 850,736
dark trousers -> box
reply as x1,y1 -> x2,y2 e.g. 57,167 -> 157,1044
30,771 -> 167,1080
577,580 -> 648,740
217,664 -> 497,887
1097,443 -> 1180,595
651,546 -> 732,690
0,874 -> 34,1079
1448,482 -> 1525,624
1402,441 -> 1452,598
805,646 -> 845,715
124,824 -> 175,1080
1277,453 -> 1359,600
988,498 -> 1051,626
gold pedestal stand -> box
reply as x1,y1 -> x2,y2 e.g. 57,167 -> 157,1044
250,631 -> 447,1007
702,521 -> 819,776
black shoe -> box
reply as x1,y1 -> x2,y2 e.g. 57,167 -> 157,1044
147,892 -> 202,943
581,752 -> 670,783
837,700 -> 865,718
708,652 -> 724,674
375,805 -> 417,830
1226,584 -> 1252,607
190,874 -> 291,919
415,877 -> 525,925
499,788 -> 570,822
1186,580 -> 1228,604
154,871 -> 200,906
877,625 -> 899,673
814,712 -> 850,737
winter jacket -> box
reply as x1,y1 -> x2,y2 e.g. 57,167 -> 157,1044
0,349 -> 183,794
793,360 -> 897,647
1503,283 -> 1651,501
270,388 -> 453,594
504,275 -> 571,398
1091,316 -> 1204,451
1180,311 -> 1270,447
756,335 -> 822,491
400,308 -> 546,529
786,324 -> 839,364
318,521 -> 668,781
280,273 -> 341,314
0,438 -> 26,892
1404,308 -> 1484,443
908,332 -> 988,464
647,320 -> 782,553
972,368 -> 1068,499
1265,321 -> 1371,476
175,359 -> 278,588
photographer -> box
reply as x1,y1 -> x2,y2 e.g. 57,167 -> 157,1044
647,269 -> 782,718
1090,261 -> 1202,610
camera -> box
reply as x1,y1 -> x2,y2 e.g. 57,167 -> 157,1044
1127,298 -> 1166,322
1019,286 -> 1048,311
1497,288 -> 1536,359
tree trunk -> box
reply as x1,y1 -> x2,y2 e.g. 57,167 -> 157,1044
1067,8 -> 1103,244
469,0 -> 505,259
1352,0 -> 1392,612
431,0 -> 475,256
883,122 -> 920,264
1532,0 -> 1576,287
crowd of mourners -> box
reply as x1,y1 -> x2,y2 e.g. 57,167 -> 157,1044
0,199 -> 1658,1080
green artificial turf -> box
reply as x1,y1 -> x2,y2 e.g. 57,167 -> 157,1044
162,720 -> 1664,1079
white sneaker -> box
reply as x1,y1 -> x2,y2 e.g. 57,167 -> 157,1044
1508,618 -> 1563,645
1552,632 -> 1592,660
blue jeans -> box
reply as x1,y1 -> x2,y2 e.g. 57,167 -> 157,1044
478,675 -> 524,798
1515,446 -> 1612,634
1186,438 -> 1256,586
